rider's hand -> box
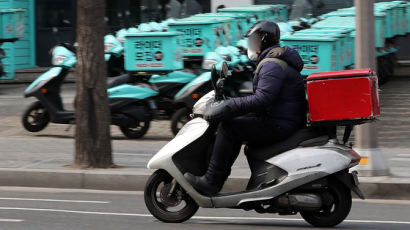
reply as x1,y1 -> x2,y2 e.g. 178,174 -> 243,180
203,98 -> 239,122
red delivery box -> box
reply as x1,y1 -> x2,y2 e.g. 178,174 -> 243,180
306,69 -> 380,123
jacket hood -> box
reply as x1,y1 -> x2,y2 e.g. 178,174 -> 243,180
257,45 -> 304,72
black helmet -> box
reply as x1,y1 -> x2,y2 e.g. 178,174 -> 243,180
245,20 -> 280,52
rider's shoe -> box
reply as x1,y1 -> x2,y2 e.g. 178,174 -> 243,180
184,173 -> 221,196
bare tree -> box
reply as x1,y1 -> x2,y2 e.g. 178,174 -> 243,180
74,0 -> 113,168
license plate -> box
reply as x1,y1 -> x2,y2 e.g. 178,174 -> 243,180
135,62 -> 164,68
183,48 -> 203,54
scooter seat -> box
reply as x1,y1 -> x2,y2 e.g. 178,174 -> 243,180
107,74 -> 131,88
245,127 -> 329,161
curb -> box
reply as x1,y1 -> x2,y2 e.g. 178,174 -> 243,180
0,168 -> 409,199
0,169 -> 150,191
0,70 -> 76,84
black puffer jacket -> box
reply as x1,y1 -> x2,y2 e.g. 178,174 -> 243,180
233,45 -> 307,134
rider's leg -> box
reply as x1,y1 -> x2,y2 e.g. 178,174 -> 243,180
185,116 -> 285,195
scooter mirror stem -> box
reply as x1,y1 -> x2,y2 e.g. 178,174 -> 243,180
221,61 -> 229,79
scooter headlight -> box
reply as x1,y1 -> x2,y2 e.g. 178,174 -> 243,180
202,59 -> 218,70
52,55 -> 67,66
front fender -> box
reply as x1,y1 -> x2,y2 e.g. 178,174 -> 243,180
107,84 -> 159,100
24,67 -> 64,97
174,72 -> 211,100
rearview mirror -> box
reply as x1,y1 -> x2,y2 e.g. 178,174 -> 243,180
211,64 -> 218,91
221,61 -> 228,79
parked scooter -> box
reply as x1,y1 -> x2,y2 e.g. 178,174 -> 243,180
144,62 -> 364,227
105,67 -> 202,138
170,46 -> 254,135
22,44 -> 157,139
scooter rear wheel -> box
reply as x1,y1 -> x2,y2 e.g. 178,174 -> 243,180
119,120 -> 150,139
144,169 -> 199,223
22,101 -> 50,132
300,180 -> 352,227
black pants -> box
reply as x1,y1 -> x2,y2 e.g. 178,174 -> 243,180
205,115 -> 292,184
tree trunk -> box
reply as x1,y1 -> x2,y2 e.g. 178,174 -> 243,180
74,0 -> 113,168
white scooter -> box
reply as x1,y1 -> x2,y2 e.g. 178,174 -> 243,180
144,62 -> 365,227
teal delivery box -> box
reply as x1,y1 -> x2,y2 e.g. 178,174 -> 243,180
191,13 -> 249,44
251,4 -> 288,21
281,35 -> 339,76
124,31 -> 183,72
185,16 -> 235,46
168,19 -> 223,58
218,6 -> 271,23
294,29 -> 354,67
0,8 -> 25,39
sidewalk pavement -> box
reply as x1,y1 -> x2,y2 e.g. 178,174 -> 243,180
0,135 -> 409,200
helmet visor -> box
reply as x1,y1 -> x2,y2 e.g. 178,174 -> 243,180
247,33 -> 262,51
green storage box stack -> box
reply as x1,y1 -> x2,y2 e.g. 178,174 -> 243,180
168,18 -> 224,58
218,6 -> 271,24
0,8 -> 24,39
185,16 -> 234,46
189,15 -> 238,45
316,10 -> 386,48
124,31 -> 183,73
293,29 -> 353,67
375,1 -> 408,37
247,4 -> 288,21
375,4 -> 395,38
407,2 -> 410,33
391,1 -> 407,35
191,13 -> 250,43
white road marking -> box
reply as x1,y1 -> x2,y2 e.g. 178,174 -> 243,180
0,187 -> 409,205
114,153 -> 153,157
0,207 -> 150,217
0,207 -> 409,225
396,154 -> 410,158
0,187 -> 144,195
0,96 -> 24,99
0,198 -> 110,204
390,157 -> 410,161
353,199 -> 410,205
0,218 -> 24,222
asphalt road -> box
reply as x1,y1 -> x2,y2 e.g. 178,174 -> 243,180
0,187 -> 409,230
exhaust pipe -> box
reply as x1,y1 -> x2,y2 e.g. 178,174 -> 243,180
273,193 -> 322,211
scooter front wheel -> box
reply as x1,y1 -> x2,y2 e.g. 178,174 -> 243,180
22,101 -> 50,132
300,180 -> 352,227
119,120 -> 150,139
144,169 -> 199,223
